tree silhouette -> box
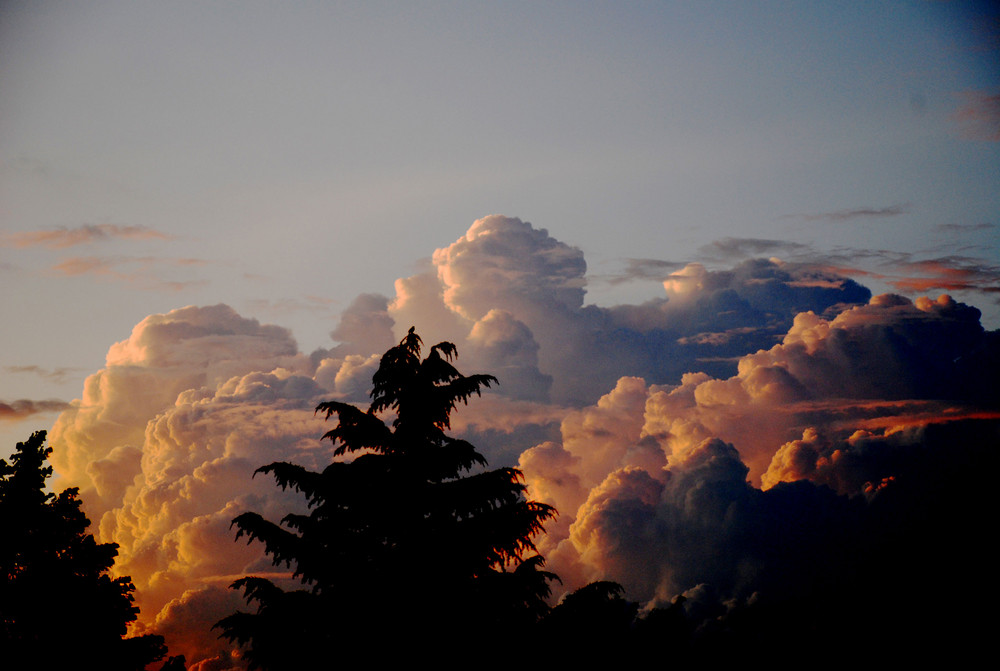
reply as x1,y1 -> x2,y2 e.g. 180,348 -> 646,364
216,328 -> 557,669
0,431 -> 168,669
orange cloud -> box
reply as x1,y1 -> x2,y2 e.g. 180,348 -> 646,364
48,255 -> 208,291
2,223 -> 171,249
42,218 -> 1000,664
889,258 -> 1000,294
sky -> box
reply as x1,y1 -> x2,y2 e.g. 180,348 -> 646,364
1,1 -> 998,668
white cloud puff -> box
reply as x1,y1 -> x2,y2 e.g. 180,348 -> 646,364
47,305 -> 363,664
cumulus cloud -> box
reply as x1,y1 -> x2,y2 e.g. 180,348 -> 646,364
466,310 -> 552,401
328,293 -> 396,358
375,216 -> 873,403
432,215 -> 588,322
1,223 -> 172,249
45,216 -> 998,665
519,290 -> 999,606
47,304 -> 349,663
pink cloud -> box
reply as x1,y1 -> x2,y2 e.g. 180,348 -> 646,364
3,224 -> 172,249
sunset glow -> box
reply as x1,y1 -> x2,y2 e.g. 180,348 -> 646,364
2,2 -> 997,667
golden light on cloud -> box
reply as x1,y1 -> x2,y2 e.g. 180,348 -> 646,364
34,217 -> 999,666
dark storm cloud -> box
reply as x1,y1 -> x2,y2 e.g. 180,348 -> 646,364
520,281 -> 999,611
558,418 -> 998,649
765,417 -> 1000,495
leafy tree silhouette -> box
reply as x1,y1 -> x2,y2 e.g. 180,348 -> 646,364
0,431 -> 170,669
216,328 -> 557,669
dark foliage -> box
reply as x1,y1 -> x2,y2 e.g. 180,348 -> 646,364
0,431 -> 168,669
217,328 -> 557,669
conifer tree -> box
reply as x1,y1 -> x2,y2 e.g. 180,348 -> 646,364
0,431 -> 168,669
217,328 -> 556,668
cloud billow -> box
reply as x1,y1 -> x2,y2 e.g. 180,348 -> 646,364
385,215 -> 873,403
518,284 -> 999,613
44,215 -> 998,666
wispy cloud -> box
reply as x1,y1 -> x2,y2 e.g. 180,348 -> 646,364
934,222 -> 996,233
3,365 -> 81,383
788,204 -> 909,223
889,256 -> 1000,295
953,90 -> 1000,142
0,399 -> 71,421
817,248 -> 1000,298
595,258 -> 685,286
698,237 -> 811,262
1,224 -> 172,249
49,255 -> 208,291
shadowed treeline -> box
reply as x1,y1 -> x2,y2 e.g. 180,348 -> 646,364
0,432 -> 181,669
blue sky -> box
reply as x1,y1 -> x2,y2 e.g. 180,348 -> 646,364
3,1 -> 997,448
0,1 -> 996,444
2,3 -> 999,664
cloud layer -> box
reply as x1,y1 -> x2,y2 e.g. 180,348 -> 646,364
44,216 -> 998,666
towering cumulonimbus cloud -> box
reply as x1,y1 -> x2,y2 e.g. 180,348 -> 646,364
44,216 -> 998,666
47,304 -> 386,666
383,215 -> 873,403
518,288 -> 999,605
